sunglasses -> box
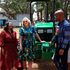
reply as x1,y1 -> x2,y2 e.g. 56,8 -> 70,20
23,21 -> 28,23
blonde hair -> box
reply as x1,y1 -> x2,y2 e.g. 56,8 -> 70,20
21,17 -> 31,26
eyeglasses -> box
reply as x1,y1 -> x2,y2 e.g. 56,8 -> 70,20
23,21 -> 28,23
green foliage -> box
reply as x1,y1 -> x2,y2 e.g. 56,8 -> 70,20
1,0 -> 29,14
0,0 -> 69,19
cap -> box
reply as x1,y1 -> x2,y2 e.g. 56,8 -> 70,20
54,9 -> 64,15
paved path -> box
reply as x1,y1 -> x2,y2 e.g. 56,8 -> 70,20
28,60 -> 57,70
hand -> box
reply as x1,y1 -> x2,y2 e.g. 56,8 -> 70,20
20,46 -> 23,50
59,49 -> 64,56
49,41 -> 52,46
0,47 -> 4,55
26,49 -> 29,53
40,41 -> 46,43
49,41 -> 52,45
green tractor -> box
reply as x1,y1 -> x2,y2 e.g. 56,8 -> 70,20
34,22 -> 55,60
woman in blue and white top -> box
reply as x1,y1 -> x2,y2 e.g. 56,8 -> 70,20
19,17 -> 43,69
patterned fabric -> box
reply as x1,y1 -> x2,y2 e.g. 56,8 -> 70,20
19,26 -> 36,61
62,25 -> 70,48
56,20 -> 70,49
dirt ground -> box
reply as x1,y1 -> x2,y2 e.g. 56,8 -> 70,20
31,60 -> 57,70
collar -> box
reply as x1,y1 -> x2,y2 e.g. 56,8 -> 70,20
58,20 -> 65,26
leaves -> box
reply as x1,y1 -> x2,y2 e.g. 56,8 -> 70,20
0,0 -> 69,19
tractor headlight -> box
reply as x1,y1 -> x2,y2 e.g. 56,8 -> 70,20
38,29 -> 43,33
47,29 -> 52,33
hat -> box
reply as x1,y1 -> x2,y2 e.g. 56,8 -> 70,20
54,9 -> 64,15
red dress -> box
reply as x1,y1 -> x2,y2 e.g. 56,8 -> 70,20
0,30 -> 18,70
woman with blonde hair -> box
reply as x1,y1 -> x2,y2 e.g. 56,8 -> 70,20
19,17 -> 43,70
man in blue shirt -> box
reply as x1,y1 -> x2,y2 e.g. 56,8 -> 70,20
52,9 -> 70,70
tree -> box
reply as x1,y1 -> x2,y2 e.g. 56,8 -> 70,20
36,0 -> 70,20
0,0 -> 30,18
0,0 -> 69,19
